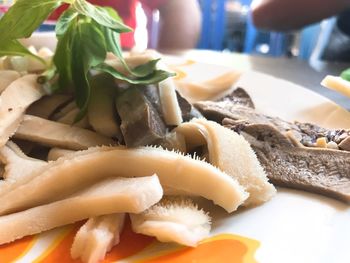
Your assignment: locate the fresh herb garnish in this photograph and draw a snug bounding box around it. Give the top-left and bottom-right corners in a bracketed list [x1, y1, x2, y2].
[340, 68, 350, 82]
[0, 0, 175, 120]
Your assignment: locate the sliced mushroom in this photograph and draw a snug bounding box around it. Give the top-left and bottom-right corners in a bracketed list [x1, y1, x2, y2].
[0, 141, 46, 181]
[27, 94, 72, 119]
[51, 101, 77, 121]
[0, 146, 248, 215]
[0, 74, 45, 147]
[47, 148, 75, 161]
[0, 70, 21, 94]
[157, 62, 183, 126]
[71, 213, 125, 263]
[14, 115, 115, 151]
[56, 108, 89, 128]
[88, 74, 121, 138]
[0, 175, 163, 245]
[339, 136, 350, 151]
[130, 197, 211, 247]
[175, 71, 242, 103]
[175, 118, 276, 206]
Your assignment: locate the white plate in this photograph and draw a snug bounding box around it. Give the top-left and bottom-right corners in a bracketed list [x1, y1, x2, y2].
[1, 60, 349, 263]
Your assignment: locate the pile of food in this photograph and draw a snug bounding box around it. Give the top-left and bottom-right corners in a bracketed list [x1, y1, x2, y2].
[0, 1, 349, 263]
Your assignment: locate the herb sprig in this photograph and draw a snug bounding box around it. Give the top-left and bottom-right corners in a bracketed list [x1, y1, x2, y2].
[0, 0, 174, 119]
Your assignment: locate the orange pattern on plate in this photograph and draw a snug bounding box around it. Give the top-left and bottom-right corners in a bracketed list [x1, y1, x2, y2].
[169, 59, 196, 80]
[0, 219, 259, 263]
[37, 219, 154, 263]
[0, 235, 36, 262]
[139, 234, 259, 263]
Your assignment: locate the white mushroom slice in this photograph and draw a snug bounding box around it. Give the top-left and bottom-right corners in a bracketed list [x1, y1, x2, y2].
[175, 118, 276, 206]
[0, 75, 44, 147]
[56, 108, 89, 128]
[175, 71, 242, 102]
[14, 115, 115, 150]
[158, 62, 183, 126]
[47, 148, 75, 161]
[51, 101, 77, 121]
[0, 175, 163, 245]
[130, 197, 211, 247]
[71, 213, 125, 263]
[0, 146, 247, 215]
[0, 70, 21, 93]
[88, 80, 121, 138]
[0, 141, 46, 181]
[27, 94, 72, 119]
[321, 75, 350, 98]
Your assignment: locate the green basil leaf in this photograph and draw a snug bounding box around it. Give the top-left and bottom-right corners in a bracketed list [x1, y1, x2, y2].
[132, 59, 162, 76]
[53, 21, 75, 90]
[72, 0, 132, 33]
[71, 21, 107, 119]
[55, 7, 78, 37]
[94, 7, 160, 78]
[0, 39, 46, 64]
[340, 68, 350, 82]
[38, 65, 60, 94]
[94, 63, 176, 85]
[0, 0, 62, 42]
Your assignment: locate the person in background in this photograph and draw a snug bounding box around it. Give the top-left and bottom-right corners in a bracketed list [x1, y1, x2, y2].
[50, 0, 202, 50]
[251, 0, 350, 61]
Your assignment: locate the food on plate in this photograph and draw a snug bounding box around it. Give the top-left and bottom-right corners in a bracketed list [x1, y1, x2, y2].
[195, 88, 350, 203]
[0, 141, 46, 182]
[321, 74, 350, 98]
[157, 62, 183, 125]
[116, 85, 167, 147]
[0, 146, 249, 215]
[175, 118, 276, 206]
[47, 147, 75, 161]
[3, 0, 343, 261]
[130, 197, 211, 247]
[175, 70, 243, 103]
[0, 70, 20, 92]
[15, 115, 115, 150]
[0, 74, 44, 147]
[71, 214, 126, 263]
[27, 94, 73, 119]
[0, 175, 162, 245]
[88, 74, 122, 138]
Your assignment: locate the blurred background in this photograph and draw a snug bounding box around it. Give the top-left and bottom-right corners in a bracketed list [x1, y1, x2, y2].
[0, 0, 349, 108]
[0, 0, 342, 64]
[0, 0, 328, 57]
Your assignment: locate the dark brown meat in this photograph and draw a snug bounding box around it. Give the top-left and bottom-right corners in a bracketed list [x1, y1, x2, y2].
[218, 87, 255, 109]
[116, 86, 166, 147]
[176, 91, 203, 122]
[198, 88, 350, 203]
[195, 91, 350, 148]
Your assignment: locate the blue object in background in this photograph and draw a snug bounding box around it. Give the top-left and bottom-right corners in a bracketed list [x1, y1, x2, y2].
[298, 23, 322, 60]
[37, 24, 56, 32]
[197, 0, 226, 50]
